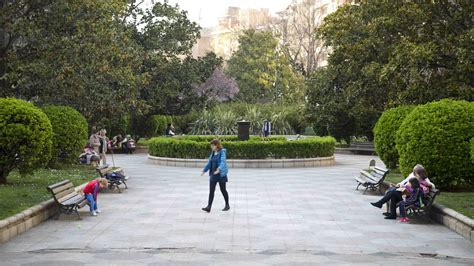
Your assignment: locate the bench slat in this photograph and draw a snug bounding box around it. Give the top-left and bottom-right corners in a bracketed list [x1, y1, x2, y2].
[48, 180, 72, 192]
[354, 176, 368, 184]
[360, 171, 378, 183]
[53, 187, 76, 200]
[50, 182, 74, 195]
[77, 198, 88, 208]
[61, 194, 85, 206]
[374, 166, 388, 173]
[57, 191, 80, 204]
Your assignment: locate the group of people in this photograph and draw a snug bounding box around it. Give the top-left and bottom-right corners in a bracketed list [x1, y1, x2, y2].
[370, 164, 435, 223]
[79, 129, 135, 166]
[110, 134, 135, 154]
[81, 138, 231, 217]
[78, 129, 109, 166]
[80, 137, 436, 222]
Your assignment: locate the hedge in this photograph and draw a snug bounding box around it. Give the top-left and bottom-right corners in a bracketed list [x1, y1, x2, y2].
[171, 135, 287, 142]
[148, 136, 336, 159]
[373, 105, 415, 169]
[0, 98, 53, 183]
[43, 105, 88, 165]
[396, 99, 474, 189]
[471, 138, 474, 162]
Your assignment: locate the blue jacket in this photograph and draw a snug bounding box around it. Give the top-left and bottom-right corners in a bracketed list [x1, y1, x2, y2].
[203, 148, 228, 177]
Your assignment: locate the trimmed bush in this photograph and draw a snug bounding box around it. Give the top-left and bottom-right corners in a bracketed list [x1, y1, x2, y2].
[471, 138, 474, 162]
[148, 136, 336, 159]
[396, 99, 474, 189]
[373, 105, 415, 169]
[42, 105, 88, 165]
[0, 98, 53, 183]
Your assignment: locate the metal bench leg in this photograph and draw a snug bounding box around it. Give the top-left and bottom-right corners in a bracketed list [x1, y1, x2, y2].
[356, 183, 361, 190]
[74, 206, 82, 220]
[363, 186, 369, 194]
[123, 181, 128, 189]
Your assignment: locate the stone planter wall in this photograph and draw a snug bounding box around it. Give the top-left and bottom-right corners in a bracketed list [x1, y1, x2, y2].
[0, 183, 87, 244]
[148, 155, 336, 168]
[381, 181, 473, 242]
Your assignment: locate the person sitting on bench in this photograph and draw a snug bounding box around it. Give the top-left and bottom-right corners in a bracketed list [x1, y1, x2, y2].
[398, 178, 425, 223]
[78, 144, 100, 166]
[370, 165, 432, 218]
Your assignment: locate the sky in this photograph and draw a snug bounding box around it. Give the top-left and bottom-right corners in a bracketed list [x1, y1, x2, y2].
[145, 0, 293, 28]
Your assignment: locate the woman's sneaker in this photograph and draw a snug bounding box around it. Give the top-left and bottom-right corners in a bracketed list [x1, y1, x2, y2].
[91, 211, 98, 216]
[399, 217, 409, 223]
[96, 210, 102, 214]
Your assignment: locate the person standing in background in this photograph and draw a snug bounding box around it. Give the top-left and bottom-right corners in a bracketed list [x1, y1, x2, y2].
[89, 129, 101, 154]
[99, 129, 108, 166]
[263, 120, 271, 138]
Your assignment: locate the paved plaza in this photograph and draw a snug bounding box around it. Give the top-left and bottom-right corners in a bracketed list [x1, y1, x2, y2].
[1, 154, 473, 265]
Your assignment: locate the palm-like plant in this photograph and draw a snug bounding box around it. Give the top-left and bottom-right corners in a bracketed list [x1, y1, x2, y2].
[245, 105, 264, 135]
[215, 107, 238, 135]
[271, 110, 293, 135]
[190, 109, 217, 135]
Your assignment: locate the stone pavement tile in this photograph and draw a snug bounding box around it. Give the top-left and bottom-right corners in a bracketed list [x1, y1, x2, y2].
[1, 154, 474, 265]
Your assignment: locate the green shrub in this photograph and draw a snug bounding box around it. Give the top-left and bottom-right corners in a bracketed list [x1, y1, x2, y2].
[471, 138, 474, 162]
[373, 105, 415, 169]
[172, 112, 200, 134]
[148, 136, 336, 159]
[188, 103, 305, 135]
[190, 109, 216, 135]
[215, 107, 238, 135]
[42, 105, 88, 165]
[151, 115, 172, 136]
[396, 99, 474, 189]
[172, 135, 287, 142]
[0, 98, 53, 183]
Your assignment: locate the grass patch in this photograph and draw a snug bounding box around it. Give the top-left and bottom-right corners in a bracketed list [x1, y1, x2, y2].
[383, 169, 474, 219]
[0, 165, 98, 220]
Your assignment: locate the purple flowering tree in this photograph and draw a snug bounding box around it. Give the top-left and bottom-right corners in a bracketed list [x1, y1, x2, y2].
[195, 68, 239, 102]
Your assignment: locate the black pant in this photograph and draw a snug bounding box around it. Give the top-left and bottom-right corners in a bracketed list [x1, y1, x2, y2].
[207, 181, 229, 208]
[375, 188, 403, 216]
[385, 189, 403, 216]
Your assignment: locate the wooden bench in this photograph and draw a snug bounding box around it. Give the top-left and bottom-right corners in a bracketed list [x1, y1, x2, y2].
[348, 142, 376, 155]
[47, 180, 88, 220]
[404, 188, 441, 217]
[96, 165, 128, 193]
[354, 166, 389, 194]
[107, 146, 136, 154]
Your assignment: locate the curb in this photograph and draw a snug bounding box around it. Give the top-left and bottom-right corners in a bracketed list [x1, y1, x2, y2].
[381, 181, 473, 242]
[0, 182, 88, 244]
[147, 155, 336, 168]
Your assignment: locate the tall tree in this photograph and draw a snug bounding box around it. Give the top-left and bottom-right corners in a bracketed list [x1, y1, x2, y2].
[227, 29, 305, 104]
[278, 0, 327, 76]
[1, 0, 146, 126]
[195, 68, 239, 105]
[307, 0, 474, 140]
[125, 1, 222, 136]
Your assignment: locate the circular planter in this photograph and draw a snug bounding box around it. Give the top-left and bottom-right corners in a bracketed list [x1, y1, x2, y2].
[148, 155, 335, 168]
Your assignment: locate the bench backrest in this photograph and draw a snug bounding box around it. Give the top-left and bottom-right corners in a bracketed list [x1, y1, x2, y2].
[47, 180, 79, 204]
[96, 166, 113, 177]
[360, 170, 379, 183]
[351, 142, 375, 148]
[424, 188, 440, 207]
[363, 166, 389, 183]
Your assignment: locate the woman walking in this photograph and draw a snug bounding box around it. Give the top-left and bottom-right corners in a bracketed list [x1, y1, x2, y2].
[201, 139, 230, 212]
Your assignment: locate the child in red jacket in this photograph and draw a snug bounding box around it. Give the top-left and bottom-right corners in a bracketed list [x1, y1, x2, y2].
[83, 178, 108, 216]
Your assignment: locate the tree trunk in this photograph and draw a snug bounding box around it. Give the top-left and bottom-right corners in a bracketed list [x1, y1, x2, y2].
[0, 170, 7, 184]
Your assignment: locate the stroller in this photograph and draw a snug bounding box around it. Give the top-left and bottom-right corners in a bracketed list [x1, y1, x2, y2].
[96, 165, 129, 193]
